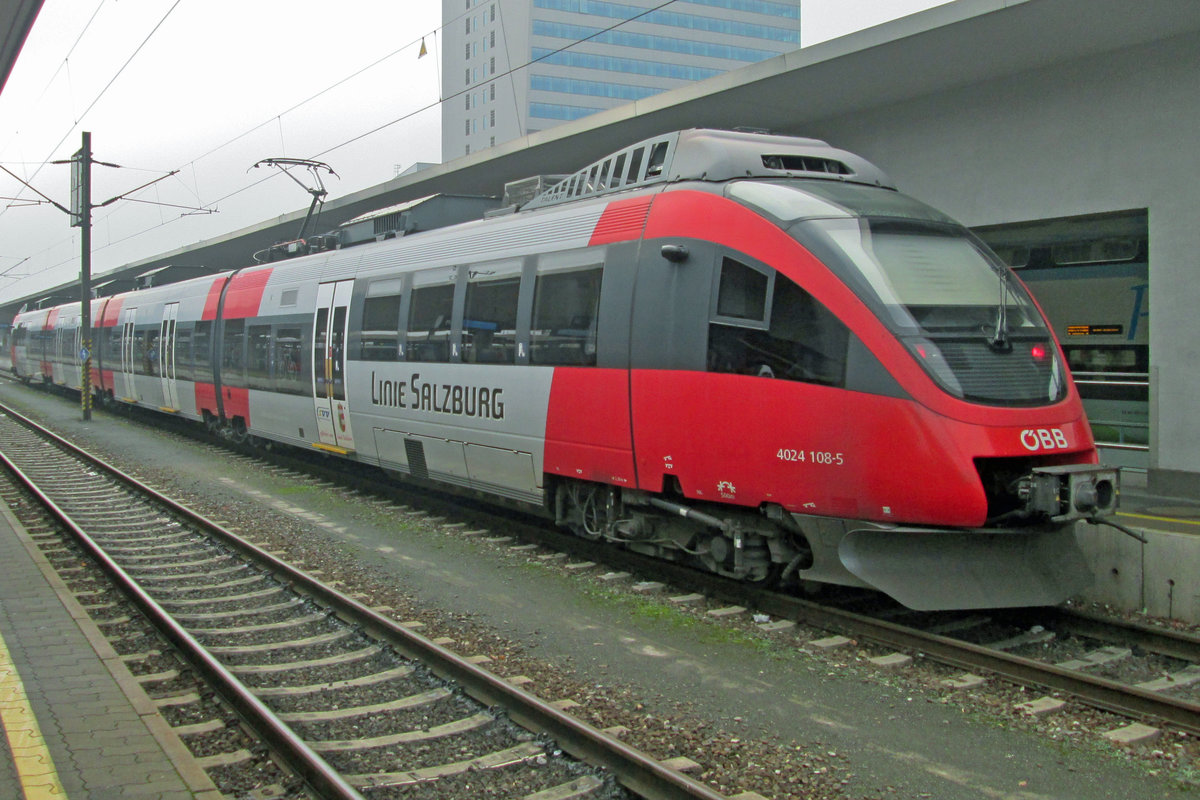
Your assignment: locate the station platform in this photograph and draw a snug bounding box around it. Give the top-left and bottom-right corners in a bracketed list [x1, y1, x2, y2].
[0, 506, 220, 799]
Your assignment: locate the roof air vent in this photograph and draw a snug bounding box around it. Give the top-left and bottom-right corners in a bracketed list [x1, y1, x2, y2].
[762, 155, 851, 175]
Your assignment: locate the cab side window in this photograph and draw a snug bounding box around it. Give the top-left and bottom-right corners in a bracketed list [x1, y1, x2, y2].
[707, 256, 848, 387]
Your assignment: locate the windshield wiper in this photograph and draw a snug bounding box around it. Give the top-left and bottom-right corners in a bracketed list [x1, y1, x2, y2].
[989, 269, 1012, 352]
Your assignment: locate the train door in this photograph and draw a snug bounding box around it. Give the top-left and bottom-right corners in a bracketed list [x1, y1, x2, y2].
[53, 326, 64, 385]
[117, 307, 138, 401]
[72, 324, 83, 390]
[312, 280, 356, 451]
[159, 303, 179, 410]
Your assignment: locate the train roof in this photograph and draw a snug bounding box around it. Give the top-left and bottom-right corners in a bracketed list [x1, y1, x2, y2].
[522, 128, 895, 212]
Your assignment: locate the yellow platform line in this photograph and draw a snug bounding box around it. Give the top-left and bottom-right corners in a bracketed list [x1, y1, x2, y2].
[1118, 511, 1200, 527]
[0, 629, 66, 799]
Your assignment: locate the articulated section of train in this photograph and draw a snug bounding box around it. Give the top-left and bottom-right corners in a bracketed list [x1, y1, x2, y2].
[6, 129, 1119, 610]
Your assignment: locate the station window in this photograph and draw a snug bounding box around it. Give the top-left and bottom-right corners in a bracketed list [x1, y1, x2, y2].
[707, 257, 848, 387]
[361, 279, 403, 361]
[463, 263, 521, 364]
[407, 268, 457, 362]
[530, 264, 602, 366]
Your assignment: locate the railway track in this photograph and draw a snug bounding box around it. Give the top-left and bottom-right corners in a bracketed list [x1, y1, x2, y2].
[575, 536, 1200, 739]
[6, 383, 1199, 773]
[0, 399, 732, 800]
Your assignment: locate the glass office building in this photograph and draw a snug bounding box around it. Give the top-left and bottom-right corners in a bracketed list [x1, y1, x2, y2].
[442, 0, 801, 158]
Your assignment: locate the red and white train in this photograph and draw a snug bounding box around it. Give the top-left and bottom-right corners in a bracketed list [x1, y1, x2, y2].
[7, 129, 1119, 609]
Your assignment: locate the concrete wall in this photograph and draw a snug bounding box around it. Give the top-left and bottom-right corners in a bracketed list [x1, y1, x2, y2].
[802, 29, 1200, 496]
[1077, 522, 1200, 622]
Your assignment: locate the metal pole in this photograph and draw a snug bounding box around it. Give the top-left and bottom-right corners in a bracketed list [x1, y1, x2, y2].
[78, 132, 92, 421]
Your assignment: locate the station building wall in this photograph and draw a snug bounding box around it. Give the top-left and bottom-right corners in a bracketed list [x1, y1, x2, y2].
[802, 28, 1200, 497]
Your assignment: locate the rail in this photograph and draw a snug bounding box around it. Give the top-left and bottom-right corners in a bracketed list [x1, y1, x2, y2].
[0, 399, 731, 800]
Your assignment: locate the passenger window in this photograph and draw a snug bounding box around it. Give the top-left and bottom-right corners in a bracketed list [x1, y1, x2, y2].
[361, 279, 403, 361]
[104, 323, 121, 366]
[407, 268, 457, 362]
[193, 321, 213, 383]
[274, 326, 305, 395]
[463, 264, 520, 365]
[312, 308, 328, 395]
[246, 325, 272, 391]
[135, 329, 155, 376]
[708, 261, 848, 387]
[530, 265, 602, 366]
[330, 306, 347, 402]
[222, 319, 246, 387]
[175, 326, 193, 382]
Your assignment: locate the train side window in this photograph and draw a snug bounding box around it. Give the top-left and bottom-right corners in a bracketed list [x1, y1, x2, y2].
[530, 265, 602, 366]
[134, 328, 154, 376]
[708, 266, 849, 387]
[104, 323, 121, 367]
[246, 324, 272, 391]
[222, 319, 246, 388]
[463, 262, 521, 365]
[274, 326, 306, 395]
[407, 268, 457, 363]
[361, 279, 403, 361]
[175, 325, 193, 382]
[193, 321, 213, 384]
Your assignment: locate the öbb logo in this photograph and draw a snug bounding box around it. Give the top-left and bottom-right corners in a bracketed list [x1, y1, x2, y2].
[1020, 428, 1069, 451]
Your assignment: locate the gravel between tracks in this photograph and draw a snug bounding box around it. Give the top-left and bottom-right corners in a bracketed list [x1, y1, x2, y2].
[9, 389, 1200, 798]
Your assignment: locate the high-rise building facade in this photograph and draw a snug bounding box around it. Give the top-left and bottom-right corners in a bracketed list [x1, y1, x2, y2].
[442, 0, 801, 159]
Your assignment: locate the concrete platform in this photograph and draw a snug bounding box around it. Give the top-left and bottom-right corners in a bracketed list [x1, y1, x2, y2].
[0, 505, 220, 799]
[1078, 471, 1200, 622]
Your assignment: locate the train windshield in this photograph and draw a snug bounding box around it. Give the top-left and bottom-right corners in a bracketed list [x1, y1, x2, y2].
[729, 180, 1066, 405]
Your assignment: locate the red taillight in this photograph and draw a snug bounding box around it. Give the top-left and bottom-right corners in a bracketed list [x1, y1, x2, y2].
[1031, 344, 1048, 360]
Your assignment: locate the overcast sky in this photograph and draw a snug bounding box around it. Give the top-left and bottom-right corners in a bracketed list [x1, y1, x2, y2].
[0, 0, 950, 303]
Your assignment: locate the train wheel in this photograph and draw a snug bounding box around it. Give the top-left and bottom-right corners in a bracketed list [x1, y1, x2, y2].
[229, 418, 249, 445]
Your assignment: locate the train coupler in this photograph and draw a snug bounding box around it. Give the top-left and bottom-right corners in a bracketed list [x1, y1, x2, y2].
[1017, 464, 1119, 523]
